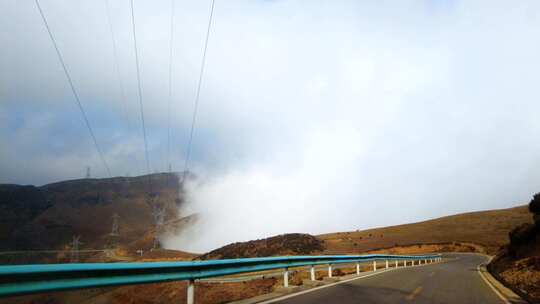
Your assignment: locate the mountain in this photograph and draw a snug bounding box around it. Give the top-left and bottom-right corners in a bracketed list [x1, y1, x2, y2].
[0, 197, 534, 304]
[194, 205, 532, 261]
[320, 205, 532, 255]
[0, 173, 187, 263]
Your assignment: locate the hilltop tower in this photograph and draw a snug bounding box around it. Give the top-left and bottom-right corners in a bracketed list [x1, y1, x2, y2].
[111, 213, 120, 236]
[70, 236, 82, 263]
[152, 205, 166, 249]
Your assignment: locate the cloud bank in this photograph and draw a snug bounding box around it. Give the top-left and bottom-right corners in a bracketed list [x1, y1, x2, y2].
[2, 1, 540, 252]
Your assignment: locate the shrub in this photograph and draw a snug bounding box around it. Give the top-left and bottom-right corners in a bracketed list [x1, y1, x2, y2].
[529, 193, 540, 214]
[509, 223, 536, 245]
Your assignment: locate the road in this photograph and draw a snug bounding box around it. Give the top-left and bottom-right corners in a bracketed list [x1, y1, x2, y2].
[270, 254, 504, 304]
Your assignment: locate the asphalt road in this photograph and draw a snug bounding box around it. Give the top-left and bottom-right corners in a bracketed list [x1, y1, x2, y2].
[271, 254, 503, 304]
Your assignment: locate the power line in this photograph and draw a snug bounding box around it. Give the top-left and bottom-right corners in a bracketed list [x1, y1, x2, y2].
[182, 0, 216, 183]
[129, 0, 152, 188]
[166, 0, 176, 173]
[104, 0, 130, 140]
[35, 0, 112, 178]
[104, 0, 142, 177]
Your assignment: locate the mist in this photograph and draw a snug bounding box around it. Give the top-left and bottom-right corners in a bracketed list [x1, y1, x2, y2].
[2, 1, 540, 252]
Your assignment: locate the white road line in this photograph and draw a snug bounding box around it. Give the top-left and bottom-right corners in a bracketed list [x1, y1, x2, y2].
[259, 260, 442, 304]
[476, 264, 510, 304]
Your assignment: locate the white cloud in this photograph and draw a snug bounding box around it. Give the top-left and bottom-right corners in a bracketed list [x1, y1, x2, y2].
[2, 0, 540, 251]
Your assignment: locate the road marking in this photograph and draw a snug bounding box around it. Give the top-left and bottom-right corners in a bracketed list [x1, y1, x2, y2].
[406, 286, 423, 301]
[259, 268, 395, 304]
[258, 259, 445, 304]
[477, 264, 510, 304]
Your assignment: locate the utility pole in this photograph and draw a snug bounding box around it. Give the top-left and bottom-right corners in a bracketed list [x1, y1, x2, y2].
[86, 166, 91, 179]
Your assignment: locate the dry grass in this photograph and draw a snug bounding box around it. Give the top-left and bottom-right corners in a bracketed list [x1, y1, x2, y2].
[320, 205, 532, 254]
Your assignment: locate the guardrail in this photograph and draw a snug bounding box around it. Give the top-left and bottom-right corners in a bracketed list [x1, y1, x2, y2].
[0, 254, 441, 303]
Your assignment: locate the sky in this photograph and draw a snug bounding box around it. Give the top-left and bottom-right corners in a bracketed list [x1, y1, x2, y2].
[2, 0, 540, 252]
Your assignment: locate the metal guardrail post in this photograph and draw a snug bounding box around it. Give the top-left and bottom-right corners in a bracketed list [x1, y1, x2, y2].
[373, 261, 376, 271]
[395, 260, 398, 268]
[283, 268, 289, 288]
[356, 262, 360, 275]
[187, 279, 194, 304]
[385, 260, 389, 269]
[328, 264, 332, 278]
[310, 265, 315, 281]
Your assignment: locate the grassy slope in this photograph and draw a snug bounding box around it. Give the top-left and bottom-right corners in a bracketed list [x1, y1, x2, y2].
[320, 205, 533, 254]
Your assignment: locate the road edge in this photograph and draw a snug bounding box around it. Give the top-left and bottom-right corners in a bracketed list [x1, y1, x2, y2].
[231, 259, 445, 304]
[477, 256, 528, 304]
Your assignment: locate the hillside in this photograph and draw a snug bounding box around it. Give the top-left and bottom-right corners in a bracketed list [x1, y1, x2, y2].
[0, 173, 187, 263]
[489, 195, 540, 303]
[320, 205, 532, 255]
[194, 205, 532, 261]
[199, 233, 325, 260]
[1, 202, 534, 304]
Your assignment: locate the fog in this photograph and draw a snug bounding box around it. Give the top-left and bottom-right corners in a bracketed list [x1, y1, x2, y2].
[2, 1, 540, 252]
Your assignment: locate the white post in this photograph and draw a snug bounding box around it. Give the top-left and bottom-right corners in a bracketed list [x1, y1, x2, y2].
[328, 264, 332, 278]
[395, 260, 398, 268]
[310, 265, 315, 281]
[187, 279, 194, 304]
[356, 262, 360, 275]
[373, 261, 377, 271]
[385, 260, 389, 269]
[283, 268, 289, 288]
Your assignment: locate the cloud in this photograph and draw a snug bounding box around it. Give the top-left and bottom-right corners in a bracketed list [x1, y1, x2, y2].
[2, 1, 540, 251]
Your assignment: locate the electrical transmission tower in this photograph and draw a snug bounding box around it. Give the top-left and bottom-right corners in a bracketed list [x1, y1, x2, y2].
[152, 205, 166, 249]
[71, 235, 82, 263]
[111, 213, 120, 236]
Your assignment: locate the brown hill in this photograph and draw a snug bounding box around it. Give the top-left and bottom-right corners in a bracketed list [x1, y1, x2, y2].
[199, 233, 325, 260]
[198, 205, 532, 260]
[0, 173, 186, 262]
[320, 205, 532, 255]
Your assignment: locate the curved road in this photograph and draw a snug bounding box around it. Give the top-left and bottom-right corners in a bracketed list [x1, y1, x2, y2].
[269, 254, 504, 304]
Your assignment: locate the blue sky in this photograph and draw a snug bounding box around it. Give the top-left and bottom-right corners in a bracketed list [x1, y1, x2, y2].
[2, 0, 540, 251]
